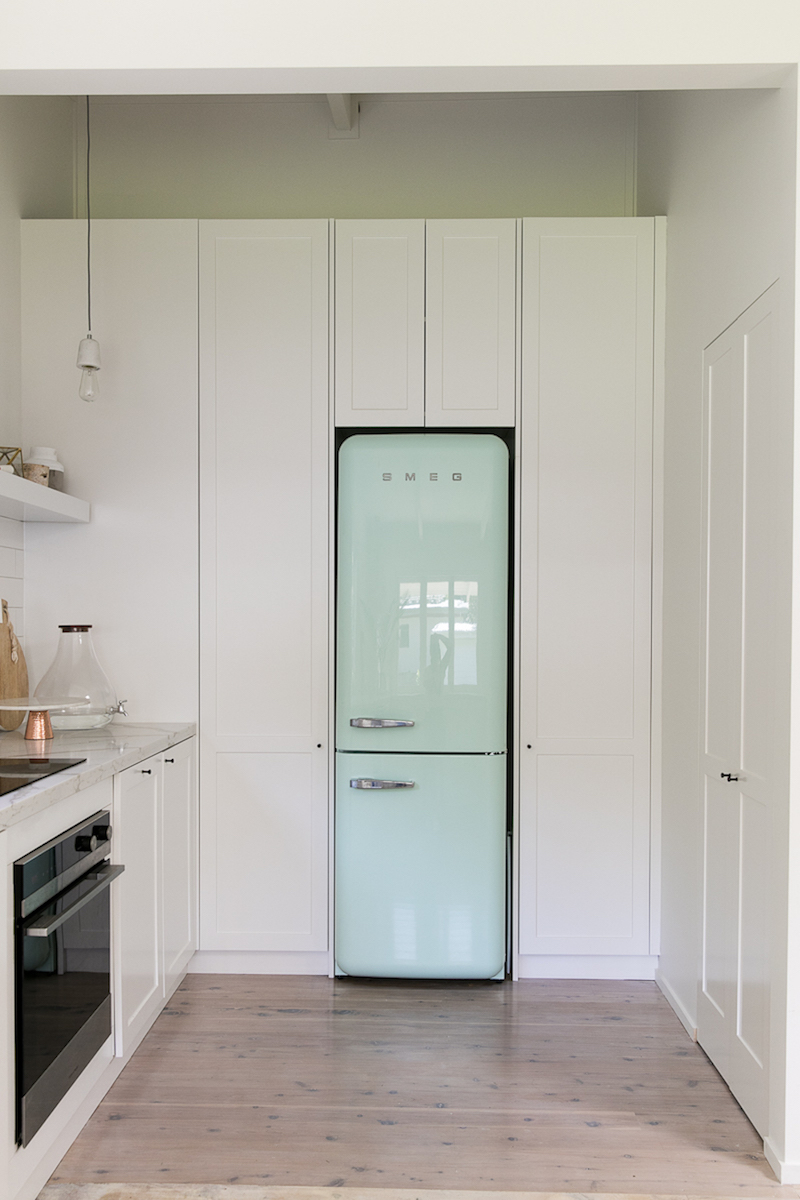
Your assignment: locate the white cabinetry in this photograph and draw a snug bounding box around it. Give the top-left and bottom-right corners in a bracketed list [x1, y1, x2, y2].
[334, 219, 516, 428]
[517, 219, 656, 971]
[114, 740, 196, 1056]
[162, 738, 197, 995]
[335, 220, 425, 426]
[425, 219, 517, 427]
[199, 221, 330, 966]
[115, 759, 160, 1053]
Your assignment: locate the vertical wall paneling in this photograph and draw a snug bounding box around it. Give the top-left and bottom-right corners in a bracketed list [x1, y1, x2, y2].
[518, 218, 655, 961]
[334, 220, 424, 426]
[199, 220, 330, 958]
[697, 284, 778, 1136]
[425, 219, 517, 427]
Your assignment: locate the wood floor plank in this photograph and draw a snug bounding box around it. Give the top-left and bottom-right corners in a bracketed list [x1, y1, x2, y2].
[50, 977, 794, 1195]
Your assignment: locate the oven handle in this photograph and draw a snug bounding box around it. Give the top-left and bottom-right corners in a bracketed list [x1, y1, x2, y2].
[23, 863, 125, 938]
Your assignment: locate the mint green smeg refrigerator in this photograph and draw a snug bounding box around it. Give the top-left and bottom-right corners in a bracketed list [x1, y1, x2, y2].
[335, 434, 508, 978]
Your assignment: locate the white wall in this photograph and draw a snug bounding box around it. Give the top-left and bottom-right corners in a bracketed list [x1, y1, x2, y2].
[637, 82, 798, 1173]
[86, 93, 635, 219]
[0, 97, 73, 444]
[0, 96, 78, 666]
[21, 221, 199, 723]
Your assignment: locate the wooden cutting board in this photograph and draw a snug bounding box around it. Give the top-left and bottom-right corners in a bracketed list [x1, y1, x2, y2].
[0, 599, 28, 730]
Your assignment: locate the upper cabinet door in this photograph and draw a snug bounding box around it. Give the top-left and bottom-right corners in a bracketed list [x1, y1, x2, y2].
[425, 219, 517, 427]
[335, 219, 425, 427]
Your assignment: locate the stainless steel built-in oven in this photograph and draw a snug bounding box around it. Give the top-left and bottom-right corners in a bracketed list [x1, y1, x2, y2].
[14, 811, 124, 1146]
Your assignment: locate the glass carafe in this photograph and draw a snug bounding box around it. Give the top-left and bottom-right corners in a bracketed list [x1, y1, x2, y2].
[35, 625, 119, 729]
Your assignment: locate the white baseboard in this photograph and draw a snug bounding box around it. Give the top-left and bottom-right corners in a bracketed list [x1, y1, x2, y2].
[188, 950, 329, 974]
[764, 1136, 800, 1183]
[516, 954, 657, 980]
[655, 968, 698, 1040]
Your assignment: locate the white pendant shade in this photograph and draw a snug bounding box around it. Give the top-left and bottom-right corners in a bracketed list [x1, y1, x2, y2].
[76, 336, 101, 370]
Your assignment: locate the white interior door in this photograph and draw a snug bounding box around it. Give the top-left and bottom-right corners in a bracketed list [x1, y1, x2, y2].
[698, 284, 778, 1136]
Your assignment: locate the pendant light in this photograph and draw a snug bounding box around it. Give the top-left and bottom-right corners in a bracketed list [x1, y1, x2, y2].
[76, 96, 100, 402]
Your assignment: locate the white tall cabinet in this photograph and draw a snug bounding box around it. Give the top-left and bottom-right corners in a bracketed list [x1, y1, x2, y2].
[198, 220, 330, 970]
[517, 219, 657, 975]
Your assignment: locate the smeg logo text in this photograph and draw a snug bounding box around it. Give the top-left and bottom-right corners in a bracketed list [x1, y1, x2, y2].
[381, 472, 463, 482]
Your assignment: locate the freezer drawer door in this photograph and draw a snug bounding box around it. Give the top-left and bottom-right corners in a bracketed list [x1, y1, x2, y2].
[335, 752, 506, 979]
[337, 434, 508, 753]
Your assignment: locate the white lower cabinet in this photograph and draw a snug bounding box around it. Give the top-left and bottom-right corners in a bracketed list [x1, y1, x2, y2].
[114, 738, 196, 1056]
[162, 739, 197, 995]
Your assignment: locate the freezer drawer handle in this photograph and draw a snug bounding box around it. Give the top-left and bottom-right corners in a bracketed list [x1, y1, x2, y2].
[350, 778, 415, 790]
[23, 864, 125, 938]
[350, 718, 415, 728]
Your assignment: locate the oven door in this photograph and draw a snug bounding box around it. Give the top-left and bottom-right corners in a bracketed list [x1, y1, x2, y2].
[16, 859, 124, 1146]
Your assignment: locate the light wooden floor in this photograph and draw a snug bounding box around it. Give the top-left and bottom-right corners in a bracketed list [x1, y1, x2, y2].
[50, 976, 800, 1195]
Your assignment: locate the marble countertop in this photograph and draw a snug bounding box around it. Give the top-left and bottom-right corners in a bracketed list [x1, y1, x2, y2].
[0, 721, 195, 831]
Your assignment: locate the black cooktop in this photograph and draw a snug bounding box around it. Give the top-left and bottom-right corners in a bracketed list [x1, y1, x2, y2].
[0, 758, 87, 797]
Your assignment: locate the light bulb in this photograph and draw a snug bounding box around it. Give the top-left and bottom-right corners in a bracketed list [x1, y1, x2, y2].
[79, 366, 99, 402]
[76, 335, 101, 402]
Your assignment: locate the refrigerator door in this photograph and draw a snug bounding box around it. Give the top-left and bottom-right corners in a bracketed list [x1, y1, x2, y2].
[337, 434, 508, 753]
[335, 752, 506, 978]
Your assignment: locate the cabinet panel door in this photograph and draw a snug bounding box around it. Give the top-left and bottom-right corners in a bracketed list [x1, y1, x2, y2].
[199, 220, 330, 955]
[335, 220, 425, 426]
[161, 738, 196, 994]
[518, 218, 654, 958]
[115, 758, 162, 1055]
[212, 751, 327, 951]
[425, 219, 517, 427]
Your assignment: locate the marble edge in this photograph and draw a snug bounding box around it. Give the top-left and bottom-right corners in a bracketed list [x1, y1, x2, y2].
[0, 722, 196, 832]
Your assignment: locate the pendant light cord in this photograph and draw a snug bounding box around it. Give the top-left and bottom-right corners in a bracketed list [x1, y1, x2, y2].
[86, 95, 92, 337]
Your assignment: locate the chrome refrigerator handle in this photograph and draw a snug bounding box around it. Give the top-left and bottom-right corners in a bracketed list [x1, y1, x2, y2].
[350, 717, 415, 728]
[350, 778, 415, 790]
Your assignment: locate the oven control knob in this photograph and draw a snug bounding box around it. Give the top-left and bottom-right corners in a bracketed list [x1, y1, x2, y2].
[93, 824, 112, 843]
[75, 834, 98, 853]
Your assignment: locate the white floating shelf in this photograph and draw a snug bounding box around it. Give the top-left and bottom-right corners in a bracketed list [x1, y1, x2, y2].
[0, 472, 90, 523]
